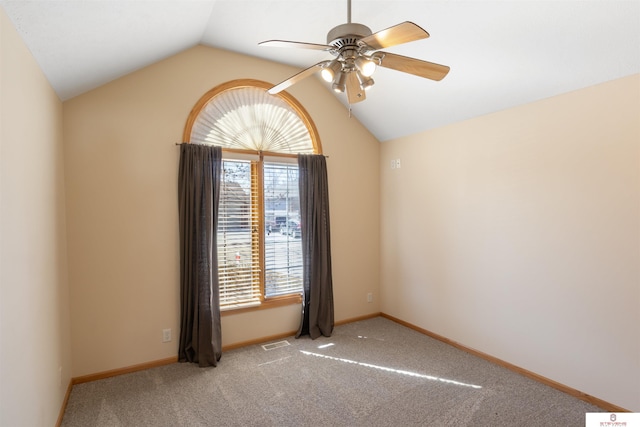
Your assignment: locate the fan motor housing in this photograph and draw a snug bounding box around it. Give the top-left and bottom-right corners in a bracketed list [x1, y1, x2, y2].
[327, 23, 372, 48]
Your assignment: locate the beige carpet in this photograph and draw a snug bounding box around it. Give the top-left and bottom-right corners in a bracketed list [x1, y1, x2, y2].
[62, 316, 603, 426]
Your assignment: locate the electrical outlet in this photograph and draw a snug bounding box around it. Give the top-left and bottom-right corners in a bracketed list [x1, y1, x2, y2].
[396, 159, 401, 168]
[367, 292, 373, 303]
[162, 328, 172, 343]
[390, 159, 396, 169]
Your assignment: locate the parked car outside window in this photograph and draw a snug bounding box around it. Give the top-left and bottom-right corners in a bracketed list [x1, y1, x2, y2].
[280, 219, 301, 238]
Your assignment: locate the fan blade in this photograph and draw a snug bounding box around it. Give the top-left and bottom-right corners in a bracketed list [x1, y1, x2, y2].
[378, 52, 450, 81]
[360, 21, 429, 51]
[346, 72, 366, 104]
[259, 40, 333, 51]
[267, 62, 326, 95]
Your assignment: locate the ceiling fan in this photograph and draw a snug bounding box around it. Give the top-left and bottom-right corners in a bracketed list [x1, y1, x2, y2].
[259, 0, 450, 104]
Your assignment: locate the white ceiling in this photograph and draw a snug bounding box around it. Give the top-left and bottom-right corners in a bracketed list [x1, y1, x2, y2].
[1, 0, 639, 142]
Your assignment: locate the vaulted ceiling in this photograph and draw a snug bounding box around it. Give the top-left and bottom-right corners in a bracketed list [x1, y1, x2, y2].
[1, 1, 639, 142]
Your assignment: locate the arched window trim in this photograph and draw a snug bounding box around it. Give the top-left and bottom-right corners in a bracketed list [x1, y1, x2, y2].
[182, 79, 322, 156]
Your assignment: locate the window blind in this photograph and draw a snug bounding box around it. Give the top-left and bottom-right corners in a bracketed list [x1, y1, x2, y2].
[191, 86, 314, 154]
[218, 160, 261, 309]
[263, 162, 303, 298]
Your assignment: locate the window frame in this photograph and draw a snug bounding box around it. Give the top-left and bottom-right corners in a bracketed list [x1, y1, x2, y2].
[182, 79, 322, 315]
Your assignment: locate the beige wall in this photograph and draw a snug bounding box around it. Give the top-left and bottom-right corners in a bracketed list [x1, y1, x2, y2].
[380, 74, 640, 411]
[0, 8, 71, 427]
[63, 45, 381, 377]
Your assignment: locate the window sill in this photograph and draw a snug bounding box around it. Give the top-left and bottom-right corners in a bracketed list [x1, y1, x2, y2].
[220, 294, 302, 317]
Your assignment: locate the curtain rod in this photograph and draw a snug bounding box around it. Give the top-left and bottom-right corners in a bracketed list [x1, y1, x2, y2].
[174, 143, 328, 158]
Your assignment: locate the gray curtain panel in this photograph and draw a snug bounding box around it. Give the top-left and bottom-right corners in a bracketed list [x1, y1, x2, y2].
[177, 144, 222, 367]
[296, 154, 334, 339]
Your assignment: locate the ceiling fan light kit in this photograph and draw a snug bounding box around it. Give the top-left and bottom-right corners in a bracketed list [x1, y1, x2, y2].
[260, 0, 450, 105]
[321, 59, 342, 83]
[357, 72, 375, 91]
[355, 56, 376, 77]
[332, 71, 348, 93]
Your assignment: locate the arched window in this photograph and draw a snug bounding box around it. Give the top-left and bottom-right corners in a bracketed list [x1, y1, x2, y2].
[183, 79, 321, 311]
[184, 79, 321, 154]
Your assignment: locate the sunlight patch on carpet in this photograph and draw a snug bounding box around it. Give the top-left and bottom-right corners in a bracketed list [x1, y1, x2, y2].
[257, 356, 292, 367]
[300, 350, 483, 389]
[317, 343, 335, 349]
